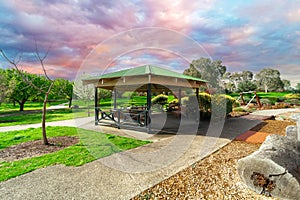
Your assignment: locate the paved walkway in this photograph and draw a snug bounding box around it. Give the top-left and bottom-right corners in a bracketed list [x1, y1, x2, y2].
[250, 108, 299, 116]
[0, 112, 278, 199]
[0, 117, 94, 132]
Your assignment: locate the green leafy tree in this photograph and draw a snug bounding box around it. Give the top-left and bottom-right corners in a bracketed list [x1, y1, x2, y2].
[282, 79, 291, 91]
[237, 80, 257, 92]
[255, 68, 284, 93]
[5, 69, 42, 111]
[223, 70, 255, 93]
[183, 58, 226, 90]
[295, 83, 300, 93]
[0, 69, 11, 105]
[51, 78, 74, 107]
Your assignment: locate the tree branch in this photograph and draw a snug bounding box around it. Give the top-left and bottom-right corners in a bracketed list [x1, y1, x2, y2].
[35, 40, 52, 81]
[0, 49, 46, 93]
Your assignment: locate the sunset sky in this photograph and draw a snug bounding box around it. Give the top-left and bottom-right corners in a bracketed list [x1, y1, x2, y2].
[0, 0, 299, 86]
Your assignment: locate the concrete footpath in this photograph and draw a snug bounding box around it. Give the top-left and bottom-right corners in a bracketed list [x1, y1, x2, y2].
[0, 110, 288, 200]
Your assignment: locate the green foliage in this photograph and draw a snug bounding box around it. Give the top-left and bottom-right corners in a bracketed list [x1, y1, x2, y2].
[284, 99, 300, 105]
[260, 98, 272, 106]
[233, 107, 247, 112]
[0, 126, 150, 181]
[255, 68, 284, 92]
[51, 78, 74, 107]
[237, 80, 257, 92]
[197, 93, 235, 119]
[225, 71, 256, 93]
[295, 83, 300, 93]
[4, 69, 46, 111]
[183, 57, 226, 89]
[151, 94, 168, 106]
[99, 89, 112, 100]
[284, 93, 300, 99]
[121, 91, 137, 98]
[0, 69, 10, 105]
[198, 92, 211, 112]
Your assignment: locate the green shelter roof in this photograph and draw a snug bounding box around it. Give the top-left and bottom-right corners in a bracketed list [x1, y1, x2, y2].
[84, 65, 207, 82]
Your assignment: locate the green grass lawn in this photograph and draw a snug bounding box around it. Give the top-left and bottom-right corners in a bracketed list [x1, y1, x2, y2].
[228, 91, 290, 98]
[0, 126, 151, 182]
[0, 100, 67, 115]
[0, 108, 90, 127]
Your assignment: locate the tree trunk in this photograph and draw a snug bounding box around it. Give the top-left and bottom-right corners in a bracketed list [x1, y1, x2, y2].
[237, 134, 300, 199]
[18, 99, 26, 111]
[42, 95, 49, 145]
[264, 84, 268, 93]
[19, 102, 24, 111]
[68, 97, 72, 108]
[41, 82, 54, 145]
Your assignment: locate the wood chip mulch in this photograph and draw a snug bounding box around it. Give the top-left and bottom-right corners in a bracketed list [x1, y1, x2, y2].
[0, 136, 79, 162]
[132, 119, 295, 200]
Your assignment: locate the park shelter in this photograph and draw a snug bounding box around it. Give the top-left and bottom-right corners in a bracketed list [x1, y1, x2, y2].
[82, 65, 207, 132]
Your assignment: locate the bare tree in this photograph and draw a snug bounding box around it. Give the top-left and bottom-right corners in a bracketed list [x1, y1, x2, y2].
[0, 44, 54, 145]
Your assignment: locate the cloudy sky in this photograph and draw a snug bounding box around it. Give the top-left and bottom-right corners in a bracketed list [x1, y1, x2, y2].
[0, 0, 299, 85]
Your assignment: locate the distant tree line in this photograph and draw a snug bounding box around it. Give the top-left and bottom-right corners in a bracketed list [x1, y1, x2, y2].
[183, 57, 299, 93]
[0, 68, 73, 111]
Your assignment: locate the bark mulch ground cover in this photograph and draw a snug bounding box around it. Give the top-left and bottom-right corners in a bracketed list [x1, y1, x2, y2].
[0, 136, 79, 162]
[132, 119, 296, 200]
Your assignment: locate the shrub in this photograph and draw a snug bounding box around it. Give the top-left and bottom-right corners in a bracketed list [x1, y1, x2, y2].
[168, 99, 178, 105]
[151, 94, 168, 106]
[198, 92, 211, 112]
[284, 93, 300, 99]
[284, 99, 300, 106]
[233, 107, 247, 112]
[260, 98, 272, 106]
[198, 93, 235, 119]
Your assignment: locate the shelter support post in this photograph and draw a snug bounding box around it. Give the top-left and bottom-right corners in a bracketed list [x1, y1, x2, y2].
[178, 88, 182, 111]
[95, 87, 99, 125]
[146, 83, 152, 132]
[113, 88, 117, 109]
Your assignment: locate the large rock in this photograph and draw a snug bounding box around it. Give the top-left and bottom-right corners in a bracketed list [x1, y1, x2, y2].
[237, 134, 300, 199]
[290, 113, 300, 141]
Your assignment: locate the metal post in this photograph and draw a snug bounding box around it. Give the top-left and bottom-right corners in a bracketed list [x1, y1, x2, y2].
[95, 87, 99, 125]
[147, 83, 152, 132]
[113, 88, 117, 109]
[178, 88, 182, 112]
[196, 88, 199, 101]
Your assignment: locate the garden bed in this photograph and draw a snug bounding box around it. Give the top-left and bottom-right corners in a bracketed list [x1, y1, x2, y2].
[133, 118, 295, 199]
[0, 136, 79, 162]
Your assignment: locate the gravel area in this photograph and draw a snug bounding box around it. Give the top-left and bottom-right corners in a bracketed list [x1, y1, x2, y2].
[132, 119, 295, 200]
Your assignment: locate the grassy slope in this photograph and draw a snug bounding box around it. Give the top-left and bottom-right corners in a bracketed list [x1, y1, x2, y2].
[0, 126, 150, 181]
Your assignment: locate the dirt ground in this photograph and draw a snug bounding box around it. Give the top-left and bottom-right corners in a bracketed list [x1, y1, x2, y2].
[132, 119, 296, 200]
[0, 136, 79, 162]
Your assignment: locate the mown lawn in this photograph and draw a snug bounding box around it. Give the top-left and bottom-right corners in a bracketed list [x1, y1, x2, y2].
[0, 126, 151, 182]
[0, 101, 66, 115]
[0, 108, 89, 127]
